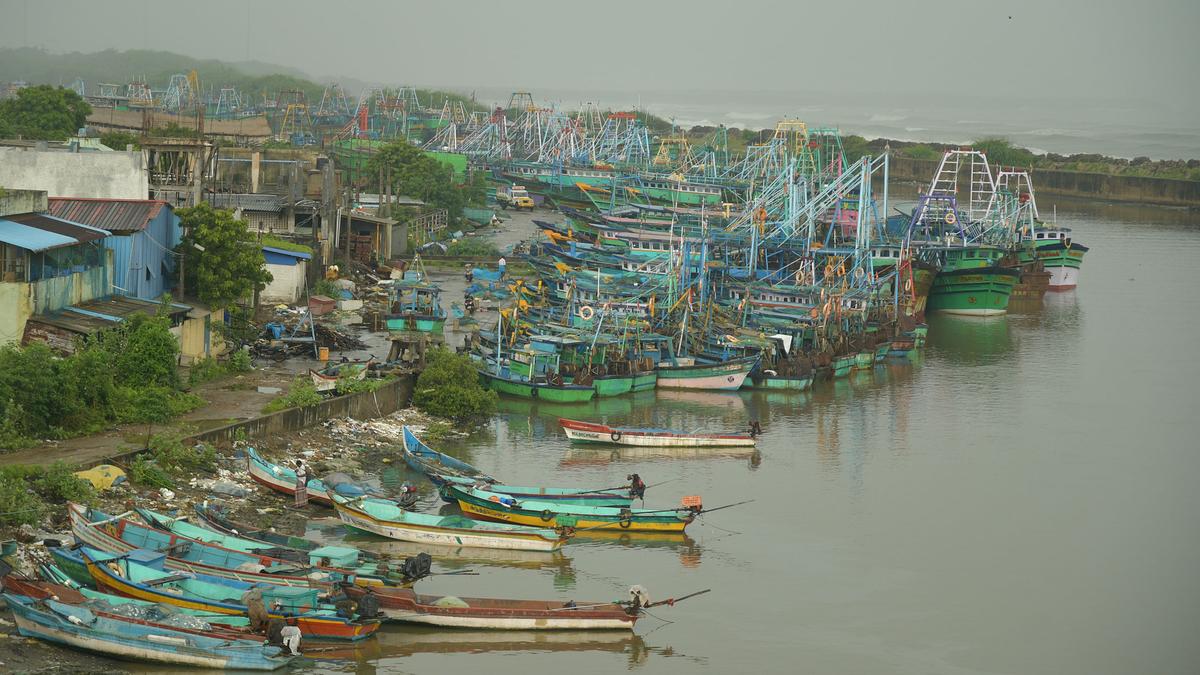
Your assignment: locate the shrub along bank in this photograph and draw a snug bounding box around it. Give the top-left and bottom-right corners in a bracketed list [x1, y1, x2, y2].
[0, 310, 203, 450]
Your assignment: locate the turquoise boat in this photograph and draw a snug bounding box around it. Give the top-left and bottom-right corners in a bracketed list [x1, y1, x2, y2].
[442, 484, 697, 534]
[477, 344, 595, 403]
[631, 370, 658, 392]
[401, 427, 633, 507]
[4, 594, 293, 671]
[874, 341, 891, 363]
[79, 547, 381, 641]
[853, 351, 874, 370]
[926, 247, 1019, 316]
[479, 369, 596, 403]
[744, 372, 813, 391]
[832, 355, 855, 378]
[385, 277, 446, 335]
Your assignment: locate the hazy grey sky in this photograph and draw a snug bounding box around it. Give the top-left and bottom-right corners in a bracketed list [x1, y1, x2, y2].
[1, 0, 1197, 107]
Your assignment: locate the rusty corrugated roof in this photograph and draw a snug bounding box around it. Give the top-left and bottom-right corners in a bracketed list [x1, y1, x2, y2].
[47, 198, 167, 234]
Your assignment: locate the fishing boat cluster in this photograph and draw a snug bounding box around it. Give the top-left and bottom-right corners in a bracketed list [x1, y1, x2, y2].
[0, 423, 728, 670]
[447, 131, 1089, 401]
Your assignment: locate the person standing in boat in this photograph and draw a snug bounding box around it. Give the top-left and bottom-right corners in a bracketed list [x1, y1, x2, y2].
[294, 459, 309, 508]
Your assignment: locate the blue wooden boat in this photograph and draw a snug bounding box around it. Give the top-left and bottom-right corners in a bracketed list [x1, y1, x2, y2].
[80, 547, 382, 641]
[3, 593, 294, 670]
[401, 426, 493, 482]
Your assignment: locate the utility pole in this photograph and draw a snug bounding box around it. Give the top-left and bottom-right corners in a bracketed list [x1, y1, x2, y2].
[344, 185, 352, 265]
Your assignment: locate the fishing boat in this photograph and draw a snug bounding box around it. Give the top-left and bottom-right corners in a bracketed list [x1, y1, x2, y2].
[80, 547, 381, 641]
[442, 484, 698, 533]
[338, 586, 637, 630]
[246, 447, 408, 507]
[655, 354, 758, 391]
[1020, 227, 1088, 290]
[3, 593, 295, 670]
[132, 506, 425, 586]
[402, 426, 634, 506]
[477, 345, 596, 403]
[559, 418, 756, 448]
[192, 501, 387, 563]
[925, 246, 1019, 316]
[65, 504, 427, 593]
[308, 358, 372, 393]
[12, 567, 253, 632]
[385, 276, 447, 334]
[331, 494, 570, 552]
[400, 426, 493, 482]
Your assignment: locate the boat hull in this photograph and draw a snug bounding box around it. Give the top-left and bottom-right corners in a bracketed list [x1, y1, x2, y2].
[332, 499, 564, 552]
[630, 371, 658, 392]
[342, 588, 635, 630]
[928, 267, 1019, 316]
[479, 371, 595, 402]
[7, 597, 288, 671]
[656, 356, 756, 391]
[1047, 265, 1079, 291]
[559, 418, 756, 448]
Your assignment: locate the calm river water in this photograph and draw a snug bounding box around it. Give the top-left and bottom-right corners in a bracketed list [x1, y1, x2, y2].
[289, 198, 1200, 675]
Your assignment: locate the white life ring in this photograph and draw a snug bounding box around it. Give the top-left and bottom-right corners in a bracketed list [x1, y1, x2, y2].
[944, 211, 957, 225]
[578, 305, 595, 320]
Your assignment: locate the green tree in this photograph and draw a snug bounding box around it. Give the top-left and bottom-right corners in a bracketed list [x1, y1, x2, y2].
[412, 348, 496, 422]
[0, 84, 91, 140]
[99, 130, 140, 151]
[367, 141, 465, 220]
[176, 203, 272, 309]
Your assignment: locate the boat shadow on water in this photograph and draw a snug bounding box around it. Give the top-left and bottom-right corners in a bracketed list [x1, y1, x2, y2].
[925, 313, 1014, 363]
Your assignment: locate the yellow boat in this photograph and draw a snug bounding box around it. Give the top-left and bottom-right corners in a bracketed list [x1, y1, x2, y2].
[442, 484, 696, 534]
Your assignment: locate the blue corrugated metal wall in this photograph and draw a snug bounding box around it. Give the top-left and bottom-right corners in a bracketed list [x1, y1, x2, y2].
[106, 209, 181, 300]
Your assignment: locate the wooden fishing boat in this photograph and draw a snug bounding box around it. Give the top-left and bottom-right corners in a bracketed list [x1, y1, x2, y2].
[331, 494, 569, 552]
[4, 574, 254, 637]
[403, 426, 633, 506]
[478, 369, 596, 403]
[3, 593, 295, 670]
[832, 355, 855, 378]
[559, 418, 756, 448]
[133, 506, 423, 586]
[442, 484, 697, 533]
[309, 358, 373, 393]
[193, 501, 388, 563]
[17, 567, 253, 631]
[66, 504, 426, 593]
[245, 447, 407, 507]
[339, 586, 637, 630]
[401, 426, 493, 482]
[80, 547, 381, 641]
[655, 354, 758, 390]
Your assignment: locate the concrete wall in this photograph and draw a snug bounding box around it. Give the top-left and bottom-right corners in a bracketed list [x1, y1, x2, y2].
[261, 261, 306, 304]
[189, 375, 414, 447]
[0, 147, 148, 199]
[886, 156, 1200, 207]
[0, 189, 48, 217]
[0, 253, 113, 345]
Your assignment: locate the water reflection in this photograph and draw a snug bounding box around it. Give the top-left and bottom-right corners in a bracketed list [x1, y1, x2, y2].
[926, 314, 1014, 363]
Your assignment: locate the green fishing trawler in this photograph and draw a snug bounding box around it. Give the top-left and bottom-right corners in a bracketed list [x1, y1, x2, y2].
[926, 246, 1020, 316]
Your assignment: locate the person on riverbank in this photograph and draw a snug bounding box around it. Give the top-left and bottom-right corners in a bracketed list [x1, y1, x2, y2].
[294, 459, 308, 507]
[498, 256, 507, 278]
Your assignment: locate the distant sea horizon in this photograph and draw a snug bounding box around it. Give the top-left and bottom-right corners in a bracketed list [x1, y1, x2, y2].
[465, 86, 1200, 162]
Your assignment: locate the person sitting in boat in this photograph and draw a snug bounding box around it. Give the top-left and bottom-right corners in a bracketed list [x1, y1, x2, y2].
[628, 473, 646, 500]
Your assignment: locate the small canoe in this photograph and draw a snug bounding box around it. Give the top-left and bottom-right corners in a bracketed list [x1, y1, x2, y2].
[67, 504, 426, 591]
[192, 501, 386, 563]
[401, 426, 493, 482]
[81, 547, 381, 641]
[133, 506, 420, 586]
[4, 593, 295, 670]
[403, 426, 633, 506]
[340, 586, 637, 630]
[442, 484, 697, 533]
[331, 494, 569, 552]
[4, 574, 253, 636]
[309, 358, 373, 392]
[245, 447, 411, 508]
[558, 418, 756, 447]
